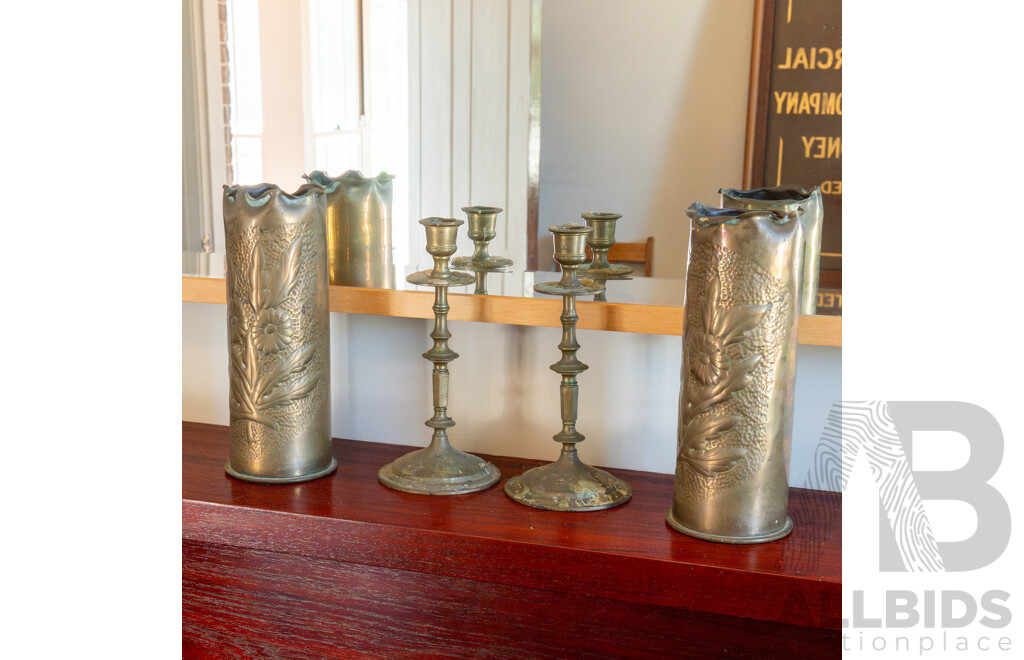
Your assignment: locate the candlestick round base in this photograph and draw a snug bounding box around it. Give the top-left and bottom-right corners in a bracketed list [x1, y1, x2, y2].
[406, 269, 476, 288]
[534, 279, 605, 297]
[379, 443, 500, 495]
[451, 255, 514, 271]
[579, 263, 634, 277]
[504, 451, 631, 511]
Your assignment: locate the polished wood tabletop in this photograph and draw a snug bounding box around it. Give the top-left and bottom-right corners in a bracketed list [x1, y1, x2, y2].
[183, 422, 840, 632]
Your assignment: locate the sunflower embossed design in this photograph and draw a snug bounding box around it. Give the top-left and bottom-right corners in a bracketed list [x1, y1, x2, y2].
[679, 270, 769, 478]
[253, 309, 294, 354]
[228, 236, 321, 431]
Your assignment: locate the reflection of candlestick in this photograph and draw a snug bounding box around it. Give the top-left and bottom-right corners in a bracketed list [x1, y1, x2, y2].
[451, 206, 514, 271]
[504, 224, 632, 511]
[579, 212, 633, 277]
[474, 270, 488, 295]
[378, 218, 500, 495]
[588, 269, 632, 302]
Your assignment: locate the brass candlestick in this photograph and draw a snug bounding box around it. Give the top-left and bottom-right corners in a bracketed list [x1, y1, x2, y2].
[578, 212, 633, 277]
[504, 224, 632, 511]
[451, 206, 514, 271]
[378, 218, 500, 495]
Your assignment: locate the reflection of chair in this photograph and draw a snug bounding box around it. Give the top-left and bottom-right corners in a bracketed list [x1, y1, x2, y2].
[587, 237, 654, 276]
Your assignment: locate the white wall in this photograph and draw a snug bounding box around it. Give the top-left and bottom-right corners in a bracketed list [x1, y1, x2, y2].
[184, 302, 841, 487]
[409, 0, 532, 269]
[537, 0, 754, 277]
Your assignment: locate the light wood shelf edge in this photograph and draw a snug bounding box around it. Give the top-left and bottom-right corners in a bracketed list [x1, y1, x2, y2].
[183, 276, 841, 347]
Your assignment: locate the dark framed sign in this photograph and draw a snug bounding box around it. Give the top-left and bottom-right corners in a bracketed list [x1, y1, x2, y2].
[743, 0, 842, 295]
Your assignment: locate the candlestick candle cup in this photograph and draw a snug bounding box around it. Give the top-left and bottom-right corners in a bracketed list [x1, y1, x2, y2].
[378, 218, 501, 494]
[451, 206, 514, 271]
[579, 212, 633, 277]
[504, 224, 632, 511]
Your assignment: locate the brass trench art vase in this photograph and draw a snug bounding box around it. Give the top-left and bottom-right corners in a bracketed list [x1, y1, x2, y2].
[222, 183, 336, 483]
[302, 170, 396, 289]
[378, 218, 501, 494]
[667, 202, 803, 543]
[719, 184, 822, 316]
[504, 224, 632, 511]
[451, 206, 514, 271]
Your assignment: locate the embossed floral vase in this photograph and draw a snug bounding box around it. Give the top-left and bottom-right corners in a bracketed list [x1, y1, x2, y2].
[719, 184, 822, 316]
[302, 170, 395, 288]
[222, 183, 336, 483]
[667, 202, 803, 543]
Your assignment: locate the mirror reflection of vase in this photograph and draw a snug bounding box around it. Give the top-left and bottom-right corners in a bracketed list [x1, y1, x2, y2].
[303, 170, 396, 289]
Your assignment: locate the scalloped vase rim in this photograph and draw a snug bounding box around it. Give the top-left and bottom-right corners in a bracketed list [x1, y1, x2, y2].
[223, 182, 326, 203]
[718, 184, 820, 202]
[686, 201, 800, 227]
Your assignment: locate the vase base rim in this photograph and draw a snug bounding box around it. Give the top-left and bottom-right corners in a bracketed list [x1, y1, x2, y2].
[224, 458, 338, 484]
[665, 510, 793, 544]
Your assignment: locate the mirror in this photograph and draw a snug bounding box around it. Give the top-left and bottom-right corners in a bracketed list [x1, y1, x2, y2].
[183, 0, 839, 316]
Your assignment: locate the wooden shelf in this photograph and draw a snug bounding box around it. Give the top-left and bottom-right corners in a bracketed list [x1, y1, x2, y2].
[183, 422, 840, 657]
[182, 275, 842, 346]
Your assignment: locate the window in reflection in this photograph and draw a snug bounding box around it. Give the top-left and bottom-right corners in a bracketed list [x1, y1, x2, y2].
[224, 0, 264, 185]
[309, 0, 410, 267]
[310, 0, 362, 173]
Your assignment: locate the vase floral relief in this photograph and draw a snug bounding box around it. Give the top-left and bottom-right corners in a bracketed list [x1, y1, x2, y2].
[222, 183, 336, 483]
[667, 203, 803, 543]
[720, 184, 822, 316]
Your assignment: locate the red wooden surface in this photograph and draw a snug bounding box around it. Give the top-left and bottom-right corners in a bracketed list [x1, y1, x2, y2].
[184, 540, 835, 659]
[183, 422, 840, 655]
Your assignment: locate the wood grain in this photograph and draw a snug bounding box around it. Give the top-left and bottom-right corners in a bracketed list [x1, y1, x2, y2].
[184, 539, 837, 659]
[183, 276, 842, 345]
[183, 422, 841, 635]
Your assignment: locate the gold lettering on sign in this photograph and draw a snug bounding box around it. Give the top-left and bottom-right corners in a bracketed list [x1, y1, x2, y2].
[801, 136, 842, 159]
[817, 292, 843, 308]
[777, 47, 842, 70]
[821, 180, 842, 195]
[773, 91, 842, 115]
